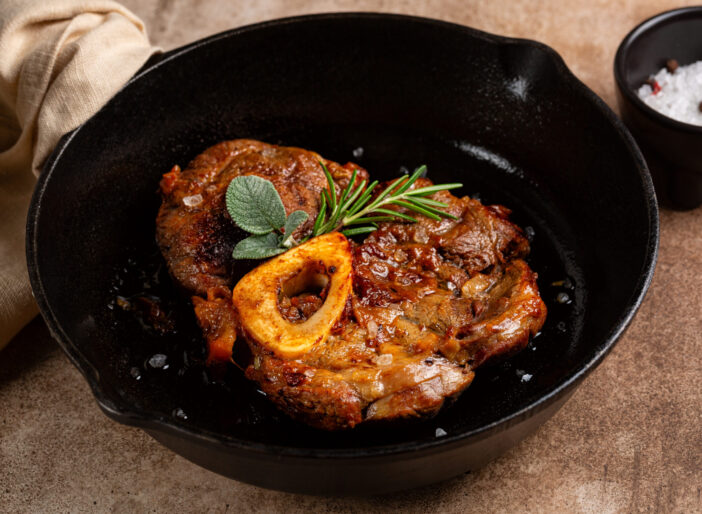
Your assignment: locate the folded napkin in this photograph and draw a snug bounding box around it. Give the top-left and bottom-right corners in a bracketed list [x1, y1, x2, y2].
[0, 0, 158, 349]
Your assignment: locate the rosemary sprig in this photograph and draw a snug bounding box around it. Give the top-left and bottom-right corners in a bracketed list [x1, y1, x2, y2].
[311, 162, 462, 238]
[226, 162, 462, 259]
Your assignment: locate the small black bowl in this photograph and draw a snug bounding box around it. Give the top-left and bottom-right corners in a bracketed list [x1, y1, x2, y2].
[614, 6, 702, 210]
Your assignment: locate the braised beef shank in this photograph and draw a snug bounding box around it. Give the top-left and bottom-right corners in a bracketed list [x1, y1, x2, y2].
[156, 140, 546, 430]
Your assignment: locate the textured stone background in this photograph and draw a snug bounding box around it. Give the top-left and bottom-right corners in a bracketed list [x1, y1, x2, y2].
[2, 1, 701, 512]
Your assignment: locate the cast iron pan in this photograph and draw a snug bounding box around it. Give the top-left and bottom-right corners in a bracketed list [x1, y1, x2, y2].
[26, 13, 658, 495]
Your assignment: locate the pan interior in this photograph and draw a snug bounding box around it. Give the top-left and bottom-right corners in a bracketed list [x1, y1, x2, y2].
[95, 124, 583, 449]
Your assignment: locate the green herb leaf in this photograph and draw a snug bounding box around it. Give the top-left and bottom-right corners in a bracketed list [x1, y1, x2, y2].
[226, 175, 286, 234]
[343, 216, 396, 225]
[281, 210, 309, 246]
[346, 180, 378, 216]
[341, 226, 378, 237]
[392, 199, 442, 221]
[406, 183, 463, 196]
[232, 233, 286, 260]
[320, 162, 337, 213]
[408, 196, 449, 208]
[312, 193, 327, 237]
[370, 207, 418, 222]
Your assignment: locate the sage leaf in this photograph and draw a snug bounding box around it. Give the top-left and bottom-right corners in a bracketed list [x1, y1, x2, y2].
[226, 175, 286, 234]
[281, 210, 309, 245]
[232, 233, 286, 260]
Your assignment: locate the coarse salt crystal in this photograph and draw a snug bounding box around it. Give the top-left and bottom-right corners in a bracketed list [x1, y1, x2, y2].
[148, 353, 167, 369]
[636, 60, 702, 126]
[367, 320, 379, 339]
[182, 194, 203, 207]
[516, 369, 533, 382]
[376, 353, 393, 366]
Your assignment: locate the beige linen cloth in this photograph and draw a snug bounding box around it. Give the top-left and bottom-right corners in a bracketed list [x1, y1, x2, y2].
[0, 0, 157, 349]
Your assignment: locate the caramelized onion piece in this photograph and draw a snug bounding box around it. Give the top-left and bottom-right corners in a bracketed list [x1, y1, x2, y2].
[232, 232, 353, 359]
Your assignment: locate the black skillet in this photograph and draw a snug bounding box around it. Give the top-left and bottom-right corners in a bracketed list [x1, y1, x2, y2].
[26, 13, 658, 495]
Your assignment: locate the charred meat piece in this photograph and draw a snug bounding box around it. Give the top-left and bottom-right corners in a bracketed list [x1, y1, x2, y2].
[156, 139, 367, 296]
[156, 140, 547, 430]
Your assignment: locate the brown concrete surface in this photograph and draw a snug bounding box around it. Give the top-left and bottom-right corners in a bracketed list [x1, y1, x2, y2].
[2, 1, 701, 512]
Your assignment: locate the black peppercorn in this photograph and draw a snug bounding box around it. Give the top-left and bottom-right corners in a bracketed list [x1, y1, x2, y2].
[666, 59, 679, 73]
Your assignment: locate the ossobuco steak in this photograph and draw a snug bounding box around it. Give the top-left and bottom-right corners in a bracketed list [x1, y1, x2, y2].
[156, 139, 547, 430]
